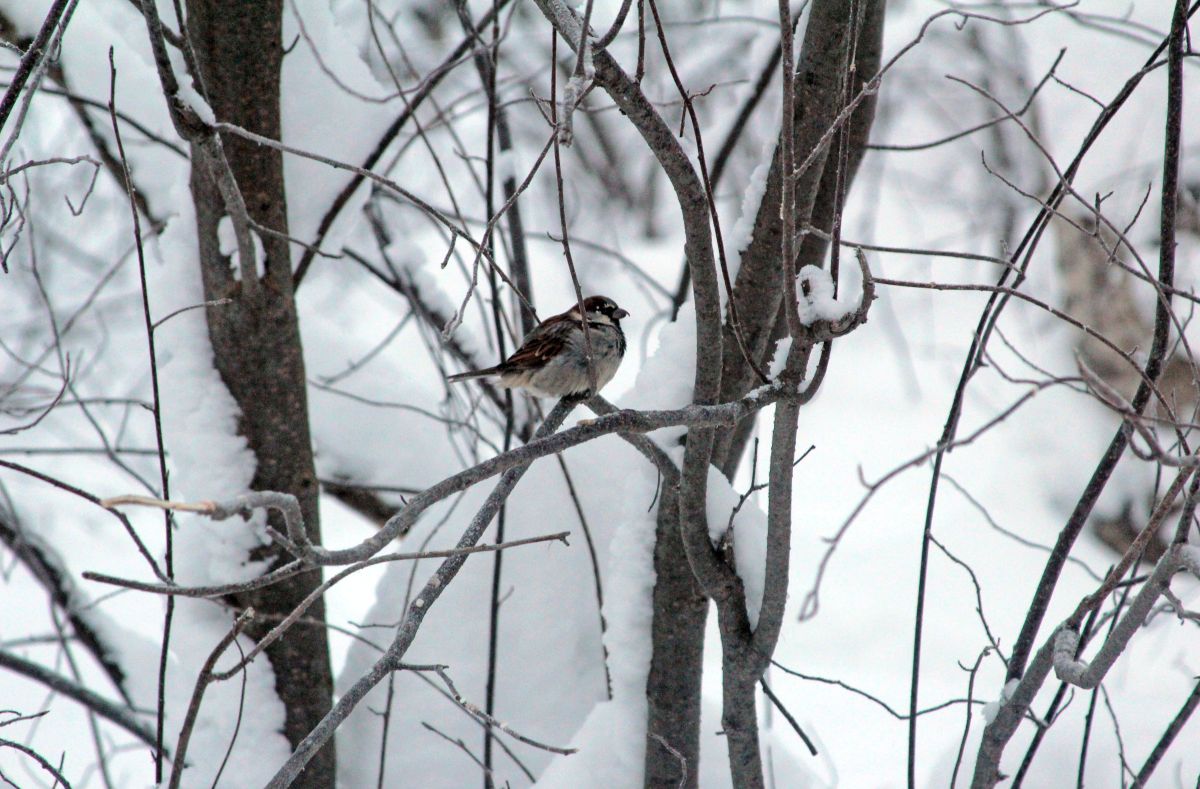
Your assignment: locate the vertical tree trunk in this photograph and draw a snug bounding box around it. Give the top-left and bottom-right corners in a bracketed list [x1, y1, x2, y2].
[185, 2, 335, 786]
[720, 636, 764, 789]
[642, 2, 885, 786]
[644, 489, 709, 788]
[714, 0, 885, 476]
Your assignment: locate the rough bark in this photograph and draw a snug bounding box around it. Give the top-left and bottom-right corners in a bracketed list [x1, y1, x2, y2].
[529, 4, 726, 783]
[715, 0, 885, 477]
[645, 3, 885, 785]
[719, 631, 762, 789]
[644, 487, 709, 789]
[184, 1, 335, 786]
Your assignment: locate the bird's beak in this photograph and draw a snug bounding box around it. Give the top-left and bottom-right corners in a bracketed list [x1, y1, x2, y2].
[613, 308, 629, 320]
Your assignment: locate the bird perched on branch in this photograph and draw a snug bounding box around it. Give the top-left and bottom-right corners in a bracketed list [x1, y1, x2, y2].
[447, 295, 628, 398]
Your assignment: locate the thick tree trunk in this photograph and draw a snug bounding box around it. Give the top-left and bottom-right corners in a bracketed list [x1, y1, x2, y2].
[642, 2, 885, 786]
[714, 0, 886, 476]
[185, 1, 335, 786]
[720, 637, 764, 789]
[644, 489, 709, 788]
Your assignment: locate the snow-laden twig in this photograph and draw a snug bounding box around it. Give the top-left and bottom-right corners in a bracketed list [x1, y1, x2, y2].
[973, 501, 1200, 788]
[100, 388, 786, 570]
[793, 247, 876, 344]
[557, 69, 592, 148]
[967, 0, 1191, 711]
[328, 390, 785, 564]
[974, 461, 1198, 788]
[133, 0, 260, 298]
[556, 0, 595, 147]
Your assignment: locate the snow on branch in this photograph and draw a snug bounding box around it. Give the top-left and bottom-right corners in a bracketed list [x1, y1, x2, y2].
[795, 247, 876, 339]
[132, 0, 261, 297]
[974, 482, 1200, 787]
[91, 385, 793, 786]
[97, 387, 788, 574]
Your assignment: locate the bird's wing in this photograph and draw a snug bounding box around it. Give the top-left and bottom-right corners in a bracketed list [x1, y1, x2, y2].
[501, 315, 577, 371]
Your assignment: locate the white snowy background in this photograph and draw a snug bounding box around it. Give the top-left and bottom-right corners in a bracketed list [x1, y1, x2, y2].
[1, 0, 1198, 787]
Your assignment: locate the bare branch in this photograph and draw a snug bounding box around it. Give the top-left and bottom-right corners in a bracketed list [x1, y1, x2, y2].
[1054, 545, 1200, 690]
[264, 398, 579, 787]
[0, 650, 155, 748]
[0, 737, 73, 789]
[0, 0, 72, 136]
[167, 609, 254, 789]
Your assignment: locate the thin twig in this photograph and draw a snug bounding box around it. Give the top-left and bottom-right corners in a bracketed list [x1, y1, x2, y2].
[84, 531, 570, 602]
[1133, 678, 1200, 787]
[0, 738, 73, 789]
[0, 650, 155, 747]
[759, 678, 817, 756]
[167, 609, 254, 789]
[264, 400, 579, 786]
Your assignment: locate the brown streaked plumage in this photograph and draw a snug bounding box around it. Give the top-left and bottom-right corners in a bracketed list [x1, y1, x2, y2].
[447, 296, 629, 398]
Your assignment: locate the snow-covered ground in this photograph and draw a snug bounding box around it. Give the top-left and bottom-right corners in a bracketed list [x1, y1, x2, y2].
[1, 0, 1197, 787]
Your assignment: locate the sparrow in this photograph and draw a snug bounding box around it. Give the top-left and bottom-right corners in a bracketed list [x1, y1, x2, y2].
[447, 295, 629, 398]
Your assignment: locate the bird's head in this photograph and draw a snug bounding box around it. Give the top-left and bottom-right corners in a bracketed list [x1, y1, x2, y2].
[578, 295, 629, 325]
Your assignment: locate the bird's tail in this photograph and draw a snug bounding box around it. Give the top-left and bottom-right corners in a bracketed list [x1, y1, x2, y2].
[446, 367, 499, 384]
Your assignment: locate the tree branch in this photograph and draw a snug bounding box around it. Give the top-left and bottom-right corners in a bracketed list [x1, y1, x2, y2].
[264, 398, 578, 787]
[0, 650, 156, 748]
